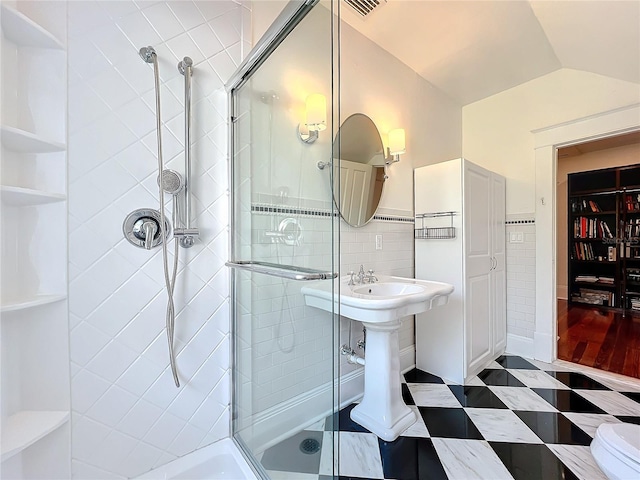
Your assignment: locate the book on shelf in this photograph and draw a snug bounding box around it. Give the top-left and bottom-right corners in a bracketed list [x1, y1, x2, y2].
[571, 199, 602, 213]
[573, 217, 614, 239]
[571, 288, 615, 306]
[626, 193, 640, 212]
[575, 275, 598, 283]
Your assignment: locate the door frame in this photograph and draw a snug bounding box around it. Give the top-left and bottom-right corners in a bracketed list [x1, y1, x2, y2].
[533, 103, 640, 363]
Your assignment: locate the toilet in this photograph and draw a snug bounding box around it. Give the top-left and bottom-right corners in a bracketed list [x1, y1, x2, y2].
[591, 423, 640, 480]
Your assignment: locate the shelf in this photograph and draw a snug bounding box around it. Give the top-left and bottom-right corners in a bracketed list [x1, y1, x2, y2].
[1, 294, 66, 313]
[570, 210, 616, 216]
[572, 237, 613, 241]
[570, 188, 617, 197]
[570, 259, 616, 264]
[0, 410, 69, 461]
[575, 282, 617, 289]
[1, 125, 65, 153]
[0, 5, 64, 50]
[1, 186, 66, 206]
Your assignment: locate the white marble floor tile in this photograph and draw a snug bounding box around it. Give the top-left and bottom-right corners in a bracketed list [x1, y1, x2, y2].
[486, 360, 504, 369]
[318, 431, 336, 477]
[562, 412, 623, 437]
[595, 376, 640, 393]
[507, 369, 571, 390]
[407, 383, 462, 408]
[574, 390, 640, 416]
[465, 408, 542, 443]
[400, 406, 430, 437]
[527, 359, 573, 371]
[432, 438, 514, 480]
[547, 444, 607, 480]
[444, 376, 485, 387]
[488, 386, 558, 412]
[336, 431, 383, 479]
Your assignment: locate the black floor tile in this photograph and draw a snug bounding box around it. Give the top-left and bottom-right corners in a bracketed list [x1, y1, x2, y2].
[617, 415, 640, 425]
[448, 385, 508, 409]
[417, 407, 484, 439]
[490, 442, 579, 480]
[403, 368, 445, 384]
[478, 368, 527, 387]
[514, 411, 592, 445]
[325, 403, 371, 433]
[495, 355, 539, 370]
[621, 391, 640, 404]
[261, 430, 323, 474]
[325, 403, 370, 433]
[544, 371, 610, 390]
[532, 388, 606, 414]
[378, 436, 448, 480]
[402, 383, 415, 406]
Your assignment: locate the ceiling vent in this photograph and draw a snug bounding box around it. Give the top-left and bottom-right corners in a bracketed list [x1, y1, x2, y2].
[343, 0, 387, 18]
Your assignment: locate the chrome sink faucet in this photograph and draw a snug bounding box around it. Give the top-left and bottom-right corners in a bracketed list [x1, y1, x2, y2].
[347, 265, 377, 285]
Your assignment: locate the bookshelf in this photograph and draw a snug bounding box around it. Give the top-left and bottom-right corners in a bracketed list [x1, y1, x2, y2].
[568, 164, 640, 311]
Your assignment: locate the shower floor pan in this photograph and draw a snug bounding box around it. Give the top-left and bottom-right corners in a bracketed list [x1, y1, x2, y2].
[135, 438, 257, 480]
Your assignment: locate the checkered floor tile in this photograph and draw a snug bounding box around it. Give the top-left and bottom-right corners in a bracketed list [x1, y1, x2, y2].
[260, 355, 640, 480]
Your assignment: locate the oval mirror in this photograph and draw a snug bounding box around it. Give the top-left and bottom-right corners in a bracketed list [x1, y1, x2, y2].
[332, 113, 386, 227]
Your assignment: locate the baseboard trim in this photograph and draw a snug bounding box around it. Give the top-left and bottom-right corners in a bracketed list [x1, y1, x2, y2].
[506, 334, 535, 359]
[534, 331, 554, 363]
[400, 345, 416, 373]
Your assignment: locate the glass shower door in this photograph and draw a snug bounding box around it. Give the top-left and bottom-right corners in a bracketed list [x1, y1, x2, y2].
[227, 1, 340, 478]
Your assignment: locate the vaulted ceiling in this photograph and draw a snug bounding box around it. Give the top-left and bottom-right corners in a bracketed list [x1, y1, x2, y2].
[340, 0, 640, 105]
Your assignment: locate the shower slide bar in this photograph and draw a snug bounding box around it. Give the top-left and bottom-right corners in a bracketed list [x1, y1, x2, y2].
[226, 261, 337, 281]
[174, 56, 199, 248]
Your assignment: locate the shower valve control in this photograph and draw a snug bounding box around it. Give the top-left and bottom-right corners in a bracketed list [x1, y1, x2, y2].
[123, 208, 171, 250]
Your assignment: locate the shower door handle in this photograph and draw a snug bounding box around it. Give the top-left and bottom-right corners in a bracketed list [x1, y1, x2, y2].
[226, 261, 338, 281]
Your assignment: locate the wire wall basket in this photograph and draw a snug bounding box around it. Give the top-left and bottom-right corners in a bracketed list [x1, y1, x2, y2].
[415, 211, 456, 239]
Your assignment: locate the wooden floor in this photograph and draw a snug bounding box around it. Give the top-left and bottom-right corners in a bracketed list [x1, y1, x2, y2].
[557, 300, 640, 379]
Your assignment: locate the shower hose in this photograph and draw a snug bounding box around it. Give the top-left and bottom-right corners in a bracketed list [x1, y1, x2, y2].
[149, 53, 181, 388]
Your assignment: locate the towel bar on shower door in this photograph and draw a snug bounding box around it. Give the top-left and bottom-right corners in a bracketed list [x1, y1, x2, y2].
[226, 261, 337, 281]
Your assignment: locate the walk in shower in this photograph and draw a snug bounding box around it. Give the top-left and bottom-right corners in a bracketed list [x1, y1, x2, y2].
[226, 1, 341, 477]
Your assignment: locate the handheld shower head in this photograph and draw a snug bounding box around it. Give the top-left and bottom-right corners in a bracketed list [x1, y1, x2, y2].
[139, 46, 156, 63]
[158, 169, 185, 195]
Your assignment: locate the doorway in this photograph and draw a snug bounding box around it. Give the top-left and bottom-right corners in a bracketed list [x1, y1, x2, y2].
[556, 132, 640, 378]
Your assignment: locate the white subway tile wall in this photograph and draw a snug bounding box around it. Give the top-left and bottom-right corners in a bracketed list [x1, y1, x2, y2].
[505, 215, 536, 339]
[341, 217, 416, 361]
[67, 1, 245, 478]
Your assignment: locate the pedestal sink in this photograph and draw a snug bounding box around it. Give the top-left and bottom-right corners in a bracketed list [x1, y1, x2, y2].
[301, 275, 454, 441]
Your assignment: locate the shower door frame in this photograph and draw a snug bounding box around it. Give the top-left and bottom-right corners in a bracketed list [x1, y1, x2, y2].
[225, 0, 340, 477]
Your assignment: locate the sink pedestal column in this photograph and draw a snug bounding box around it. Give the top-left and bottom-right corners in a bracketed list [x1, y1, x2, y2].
[350, 319, 416, 441]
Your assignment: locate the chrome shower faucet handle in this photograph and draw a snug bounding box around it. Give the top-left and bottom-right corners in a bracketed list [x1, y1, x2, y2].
[348, 271, 356, 286]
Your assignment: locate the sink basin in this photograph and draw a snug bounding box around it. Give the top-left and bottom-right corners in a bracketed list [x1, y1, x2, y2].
[301, 275, 453, 324]
[351, 282, 425, 297]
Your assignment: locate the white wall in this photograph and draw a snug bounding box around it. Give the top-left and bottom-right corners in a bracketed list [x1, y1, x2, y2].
[67, 1, 246, 477]
[463, 68, 640, 215]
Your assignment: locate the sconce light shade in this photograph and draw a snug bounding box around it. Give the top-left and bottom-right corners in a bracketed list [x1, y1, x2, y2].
[305, 93, 327, 131]
[299, 93, 327, 144]
[388, 128, 406, 155]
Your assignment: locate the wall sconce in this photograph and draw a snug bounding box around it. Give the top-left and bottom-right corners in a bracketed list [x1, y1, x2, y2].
[298, 93, 327, 144]
[386, 128, 406, 165]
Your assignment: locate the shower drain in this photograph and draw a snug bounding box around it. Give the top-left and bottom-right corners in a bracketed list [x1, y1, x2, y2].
[299, 438, 321, 455]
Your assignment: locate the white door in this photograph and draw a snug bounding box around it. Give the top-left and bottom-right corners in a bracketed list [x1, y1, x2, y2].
[337, 159, 373, 226]
[492, 174, 507, 354]
[464, 161, 493, 377]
